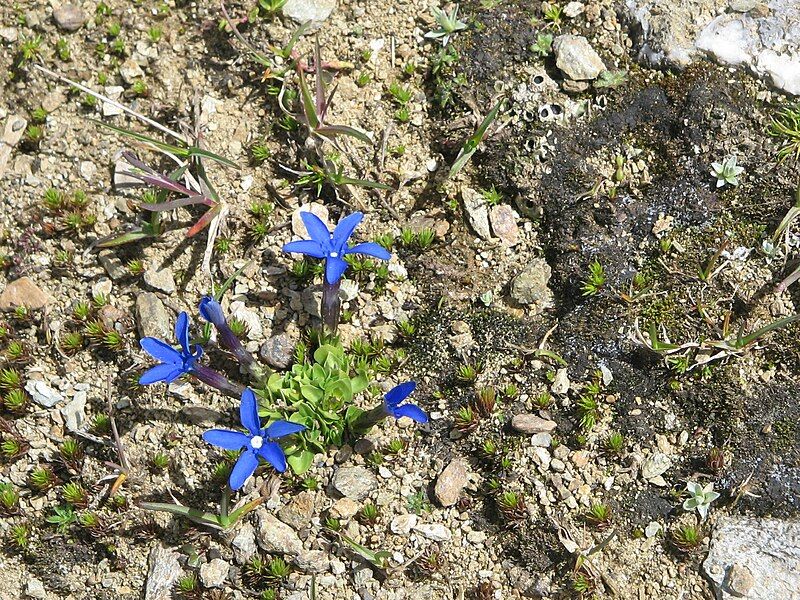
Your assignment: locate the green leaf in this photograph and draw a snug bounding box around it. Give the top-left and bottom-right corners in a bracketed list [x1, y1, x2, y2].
[139, 501, 223, 529]
[95, 229, 154, 248]
[287, 450, 314, 474]
[448, 99, 504, 179]
[350, 373, 369, 394]
[301, 384, 324, 403]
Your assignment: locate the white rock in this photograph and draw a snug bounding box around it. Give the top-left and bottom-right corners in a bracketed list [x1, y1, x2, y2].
[25, 380, 64, 408]
[413, 523, 452, 542]
[551, 368, 570, 395]
[102, 86, 125, 116]
[703, 516, 800, 599]
[25, 578, 47, 599]
[390, 513, 417, 535]
[282, 0, 336, 25]
[641, 452, 672, 480]
[61, 391, 86, 432]
[199, 558, 228, 588]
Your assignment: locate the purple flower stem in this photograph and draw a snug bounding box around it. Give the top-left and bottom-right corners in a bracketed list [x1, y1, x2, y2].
[352, 403, 389, 434]
[192, 365, 246, 399]
[321, 276, 342, 335]
[217, 326, 256, 368]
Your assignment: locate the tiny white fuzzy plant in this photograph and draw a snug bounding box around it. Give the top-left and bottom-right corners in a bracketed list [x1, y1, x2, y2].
[683, 481, 720, 520]
[711, 156, 745, 188]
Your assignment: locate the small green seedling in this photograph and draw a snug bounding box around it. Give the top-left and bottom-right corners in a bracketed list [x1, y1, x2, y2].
[425, 5, 468, 46]
[449, 99, 504, 178]
[710, 156, 744, 188]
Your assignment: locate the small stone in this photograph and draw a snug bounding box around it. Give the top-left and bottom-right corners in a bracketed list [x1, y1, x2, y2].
[729, 0, 758, 11]
[413, 523, 452, 542]
[641, 452, 672, 480]
[231, 523, 258, 564]
[25, 578, 47, 599]
[119, 58, 145, 84]
[143, 267, 176, 294]
[390, 513, 417, 535]
[489, 204, 520, 246]
[571, 450, 590, 468]
[256, 509, 303, 555]
[330, 466, 378, 501]
[0, 27, 18, 43]
[25, 380, 64, 408]
[102, 86, 125, 117]
[144, 545, 182, 600]
[553, 35, 605, 80]
[278, 491, 315, 530]
[0, 115, 27, 179]
[510, 258, 554, 311]
[353, 438, 375, 456]
[0, 277, 51, 311]
[291, 202, 328, 237]
[550, 458, 566, 472]
[434, 458, 469, 507]
[259, 332, 296, 369]
[330, 497, 360, 520]
[282, 0, 336, 25]
[135, 292, 171, 340]
[644, 521, 662, 538]
[511, 414, 557, 434]
[61, 391, 87, 432]
[533, 447, 551, 470]
[551, 368, 570, 395]
[563, 1, 584, 17]
[99, 251, 128, 280]
[531, 433, 553, 447]
[53, 4, 87, 31]
[294, 550, 330, 573]
[461, 187, 491, 240]
[80, 160, 97, 182]
[199, 558, 229, 588]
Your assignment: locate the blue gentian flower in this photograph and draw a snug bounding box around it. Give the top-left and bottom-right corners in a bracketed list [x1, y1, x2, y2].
[139, 312, 203, 385]
[383, 381, 428, 423]
[199, 296, 226, 328]
[202, 388, 306, 490]
[198, 295, 254, 367]
[283, 211, 391, 285]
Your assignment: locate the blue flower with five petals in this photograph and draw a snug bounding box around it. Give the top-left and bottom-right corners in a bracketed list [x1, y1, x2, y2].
[283, 211, 391, 285]
[139, 312, 203, 385]
[202, 388, 306, 490]
[383, 381, 428, 423]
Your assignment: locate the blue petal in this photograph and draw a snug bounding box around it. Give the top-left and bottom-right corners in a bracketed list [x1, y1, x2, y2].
[257, 441, 287, 473]
[139, 363, 182, 385]
[266, 420, 306, 440]
[384, 381, 416, 409]
[199, 296, 225, 327]
[202, 429, 250, 450]
[300, 211, 333, 247]
[324, 255, 349, 285]
[140, 337, 182, 364]
[331, 212, 363, 251]
[229, 451, 259, 490]
[175, 312, 191, 355]
[283, 239, 326, 258]
[394, 403, 428, 423]
[239, 388, 261, 436]
[346, 242, 391, 261]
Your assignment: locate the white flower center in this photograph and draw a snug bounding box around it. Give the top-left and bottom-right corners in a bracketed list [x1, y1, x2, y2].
[250, 435, 264, 449]
[329, 251, 339, 258]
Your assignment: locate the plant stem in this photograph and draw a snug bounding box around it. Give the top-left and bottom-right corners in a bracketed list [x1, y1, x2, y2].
[192, 365, 245, 398]
[219, 487, 230, 527]
[351, 403, 389, 434]
[321, 277, 341, 335]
